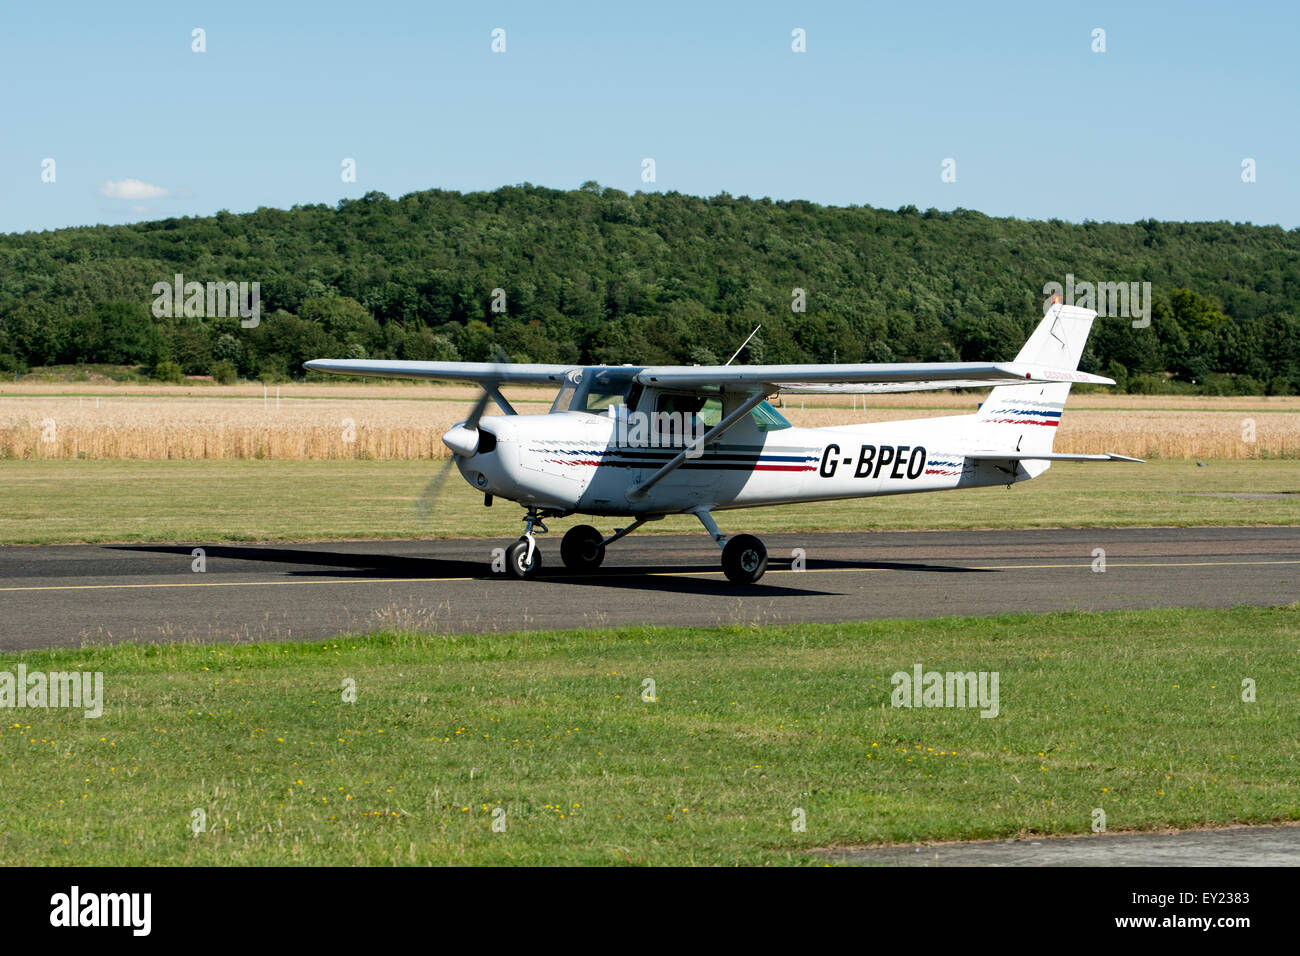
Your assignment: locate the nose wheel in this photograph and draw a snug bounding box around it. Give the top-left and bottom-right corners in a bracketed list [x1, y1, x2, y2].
[504, 510, 549, 579]
[505, 538, 543, 578]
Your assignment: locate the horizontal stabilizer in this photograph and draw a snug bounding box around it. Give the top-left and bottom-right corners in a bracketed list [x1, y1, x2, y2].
[963, 452, 1144, 463]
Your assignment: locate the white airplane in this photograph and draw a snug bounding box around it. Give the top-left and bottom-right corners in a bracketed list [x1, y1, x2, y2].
[306, 301, 1139, 584]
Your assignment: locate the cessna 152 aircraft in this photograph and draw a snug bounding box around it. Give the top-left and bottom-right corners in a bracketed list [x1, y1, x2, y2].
[305, 301, 1138, 584]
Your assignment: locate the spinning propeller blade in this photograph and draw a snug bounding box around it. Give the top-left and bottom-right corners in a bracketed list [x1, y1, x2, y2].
[414, 455, 456, 522]
[416, 360, 503, 521]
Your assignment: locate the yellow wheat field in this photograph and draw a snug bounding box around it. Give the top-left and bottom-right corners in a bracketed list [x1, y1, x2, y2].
[1, 387, 1298, 461]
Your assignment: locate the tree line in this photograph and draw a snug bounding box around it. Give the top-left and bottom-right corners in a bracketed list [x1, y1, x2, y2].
[1, 183, 1297, 393]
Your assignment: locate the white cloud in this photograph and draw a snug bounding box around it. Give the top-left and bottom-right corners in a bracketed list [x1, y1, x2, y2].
[99, 178, 169, 200]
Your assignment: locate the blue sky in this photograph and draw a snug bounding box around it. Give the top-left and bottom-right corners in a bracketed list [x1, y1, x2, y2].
[2, 0, 1296, 234]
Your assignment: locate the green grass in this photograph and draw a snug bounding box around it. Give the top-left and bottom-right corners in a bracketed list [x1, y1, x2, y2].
[1, 606, 1296, 865]
[0, 458, 1296, 545]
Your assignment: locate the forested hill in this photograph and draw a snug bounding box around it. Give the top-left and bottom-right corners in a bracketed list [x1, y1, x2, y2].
[2, 183, 1298, 393]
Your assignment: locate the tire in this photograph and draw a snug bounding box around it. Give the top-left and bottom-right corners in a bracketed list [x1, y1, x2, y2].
[560, 524, 606, 571]
[505, 538, 542, 579]
[721, 534, 767, 584]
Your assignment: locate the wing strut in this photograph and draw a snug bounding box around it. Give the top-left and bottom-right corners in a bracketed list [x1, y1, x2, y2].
[627, 390, 770, 501]
[486, 384, 516, 415]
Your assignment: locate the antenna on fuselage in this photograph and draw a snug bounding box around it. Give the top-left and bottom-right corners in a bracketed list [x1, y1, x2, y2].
[724, 325, 762, 366]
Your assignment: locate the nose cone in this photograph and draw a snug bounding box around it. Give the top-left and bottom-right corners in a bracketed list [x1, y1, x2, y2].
[442, 423, 480, 457]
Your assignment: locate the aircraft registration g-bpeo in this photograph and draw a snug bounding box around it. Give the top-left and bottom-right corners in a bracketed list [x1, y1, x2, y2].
[306, 302, 1139, 584]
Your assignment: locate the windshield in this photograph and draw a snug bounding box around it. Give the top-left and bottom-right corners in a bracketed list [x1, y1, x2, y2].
[550, 369, 643, 414]
[550, 380, 578, 413]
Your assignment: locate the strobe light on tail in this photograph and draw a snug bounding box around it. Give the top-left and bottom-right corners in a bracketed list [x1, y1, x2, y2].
[305, 301, 1139, 584]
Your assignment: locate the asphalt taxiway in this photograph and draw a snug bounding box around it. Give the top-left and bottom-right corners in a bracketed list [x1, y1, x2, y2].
[0, 526, 1296, 649]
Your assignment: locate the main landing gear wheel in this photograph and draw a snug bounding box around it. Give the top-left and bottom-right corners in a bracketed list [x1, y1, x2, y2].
[722, 534, 767, 584]
[505, 538, 543, 579]
[560, 524, 606, 571]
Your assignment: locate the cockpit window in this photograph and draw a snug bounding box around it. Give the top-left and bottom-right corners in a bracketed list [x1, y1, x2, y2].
[551, 374, 790, 432]
[550, 380, 578, 414]
[550, 369, 643, 414]
[584, 384, 628, 413]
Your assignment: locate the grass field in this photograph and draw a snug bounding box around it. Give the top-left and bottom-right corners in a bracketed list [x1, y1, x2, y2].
[0, 458, 1295, 545]
[1, 606, 1295, 865]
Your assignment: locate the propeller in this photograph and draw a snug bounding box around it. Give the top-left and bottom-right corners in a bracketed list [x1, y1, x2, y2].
[440, 387, 492, 457]
[414, 378, 497, 522]
[415, 346, 512, 522]
[413, 456, 456, 523]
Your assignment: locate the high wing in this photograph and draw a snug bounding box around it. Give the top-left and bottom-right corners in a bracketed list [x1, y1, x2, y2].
[636, 362, 1113, 392]
[302, 359, 574, 385]
[304, 358, 1112, 392]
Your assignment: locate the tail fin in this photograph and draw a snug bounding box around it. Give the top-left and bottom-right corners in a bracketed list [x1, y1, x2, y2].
[975, 303, 1098, 460]
[1007, 301, 1096, 370]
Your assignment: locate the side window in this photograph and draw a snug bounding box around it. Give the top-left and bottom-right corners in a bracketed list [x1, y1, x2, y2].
[654, 393, 710, 443]
[656, 393, 705, 417]
[698, 397, 722, 427]
[748, 400, 791, 431]
[650, 393, 788, 433]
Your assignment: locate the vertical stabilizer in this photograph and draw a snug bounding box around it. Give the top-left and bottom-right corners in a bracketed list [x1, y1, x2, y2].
[975, 303, 1098, 458]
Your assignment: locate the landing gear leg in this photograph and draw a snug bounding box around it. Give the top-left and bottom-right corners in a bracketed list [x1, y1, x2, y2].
[692, 509, 767, 584]
[692, 509, 727, 549]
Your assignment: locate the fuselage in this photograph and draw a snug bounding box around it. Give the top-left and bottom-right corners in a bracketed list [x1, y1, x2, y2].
[456, 407, 1038, 518]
